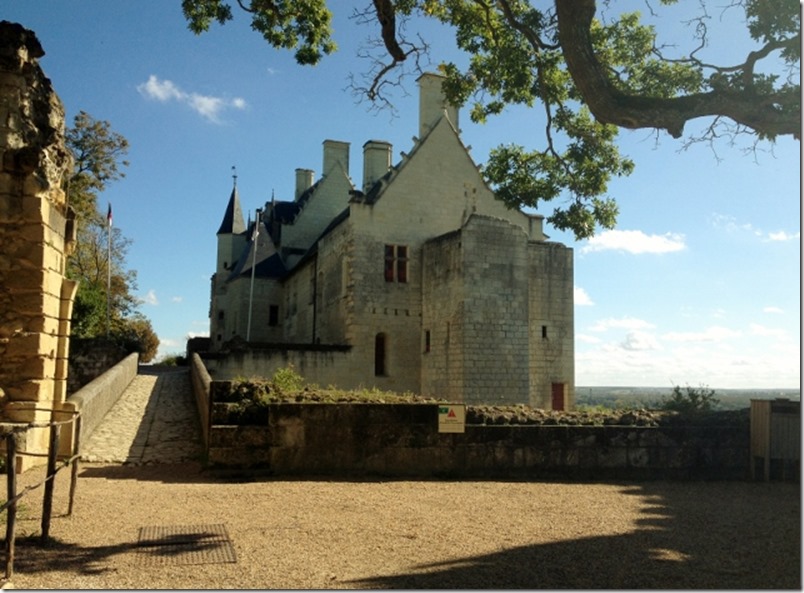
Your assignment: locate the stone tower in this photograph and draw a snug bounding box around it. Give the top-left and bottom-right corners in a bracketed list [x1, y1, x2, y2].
[0, 21, 77, 470]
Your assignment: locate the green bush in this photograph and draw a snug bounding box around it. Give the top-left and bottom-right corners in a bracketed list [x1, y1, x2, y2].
[270, 365, 305, 394]
[660, 384, 720, 414]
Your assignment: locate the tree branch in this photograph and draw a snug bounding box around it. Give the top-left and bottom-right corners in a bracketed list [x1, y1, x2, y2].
[555, 0, 800, 139]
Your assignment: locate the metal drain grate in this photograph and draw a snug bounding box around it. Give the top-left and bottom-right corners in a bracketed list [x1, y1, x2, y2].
[136, 524, 237, 566]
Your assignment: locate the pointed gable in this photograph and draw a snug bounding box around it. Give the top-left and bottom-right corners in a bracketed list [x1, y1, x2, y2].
[217, 185, 246, 235]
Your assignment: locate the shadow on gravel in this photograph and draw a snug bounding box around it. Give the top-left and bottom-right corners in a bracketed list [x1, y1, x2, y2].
[345, 481, 801, 590]
[1, 478, 799, 588]
[8, 529, 226, 577]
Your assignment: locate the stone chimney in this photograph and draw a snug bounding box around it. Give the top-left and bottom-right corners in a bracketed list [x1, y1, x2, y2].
[322, 140, 349, 178]
[295, 168, 314, 200]
[418, 72, 459, 138]
[362, 140, 392, 192]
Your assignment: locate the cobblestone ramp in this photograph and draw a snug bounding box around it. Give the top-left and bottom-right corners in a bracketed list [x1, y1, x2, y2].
[81, 367, 203, 464]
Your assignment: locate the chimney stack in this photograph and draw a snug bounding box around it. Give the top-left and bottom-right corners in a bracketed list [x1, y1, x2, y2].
[322, 140, 350, 178]
[295, 168, 314, 201]
[362, 140, 392, 192]
[418, 72, 458, 138]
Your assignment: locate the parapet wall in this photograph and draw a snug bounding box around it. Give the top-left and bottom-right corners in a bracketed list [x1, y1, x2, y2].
[190, 353, 212, 448]
[62, 352, 138, 454]
[206, 402, 749, 480]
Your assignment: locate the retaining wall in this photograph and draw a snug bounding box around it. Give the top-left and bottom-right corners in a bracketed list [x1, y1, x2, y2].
[206, 402, 750, 480]
[190, 353, 212, 448]
[61, 353, 138, 454]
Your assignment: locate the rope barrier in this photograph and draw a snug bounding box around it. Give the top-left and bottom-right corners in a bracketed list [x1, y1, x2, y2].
[1, 412, 83, 580]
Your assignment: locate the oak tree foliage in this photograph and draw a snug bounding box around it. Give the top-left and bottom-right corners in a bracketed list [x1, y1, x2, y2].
[181, 1, 800, 239]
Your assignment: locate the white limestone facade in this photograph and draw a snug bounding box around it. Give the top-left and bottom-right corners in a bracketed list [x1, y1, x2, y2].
[207, 73, 574, 409]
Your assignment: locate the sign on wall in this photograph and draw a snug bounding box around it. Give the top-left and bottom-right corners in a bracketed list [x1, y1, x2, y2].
[438, 404, 466, 433]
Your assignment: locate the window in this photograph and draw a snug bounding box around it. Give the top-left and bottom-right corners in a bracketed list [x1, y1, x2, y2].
[374, 333, 387, 376]
[218, 310, 224, 320]
[384, 244, 408, 283]
[541, 325, 548, 339]
[424, 330, 431, 353]
[268, 305, 279, 326]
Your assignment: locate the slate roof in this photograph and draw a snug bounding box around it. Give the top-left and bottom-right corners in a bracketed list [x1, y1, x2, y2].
[227, 220, 286, 281]
[217, 186, 246, 235]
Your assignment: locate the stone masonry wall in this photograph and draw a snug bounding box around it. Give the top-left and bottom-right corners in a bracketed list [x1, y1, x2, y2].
[528, 241, 575, 409]
[461, 215, 530, 405]
[204, 401, 749, 480]
[0, 22, 76, 470]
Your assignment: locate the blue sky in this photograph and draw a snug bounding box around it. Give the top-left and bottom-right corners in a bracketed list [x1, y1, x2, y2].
[6, 2, 800, 389]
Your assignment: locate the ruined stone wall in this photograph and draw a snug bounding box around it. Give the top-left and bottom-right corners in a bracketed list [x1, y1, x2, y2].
[0, 22, 76, 470]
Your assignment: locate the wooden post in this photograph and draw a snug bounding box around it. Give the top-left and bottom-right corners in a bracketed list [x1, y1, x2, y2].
[41, 423, 60, 543]
[67, 415, 81, 516]
[5, 433, 17, 580]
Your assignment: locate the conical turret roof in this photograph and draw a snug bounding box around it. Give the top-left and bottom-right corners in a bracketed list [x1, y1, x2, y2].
[217, 185, 246, 235]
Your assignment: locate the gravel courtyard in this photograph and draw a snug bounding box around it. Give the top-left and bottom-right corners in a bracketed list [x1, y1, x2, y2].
[2, 462, 800, 589]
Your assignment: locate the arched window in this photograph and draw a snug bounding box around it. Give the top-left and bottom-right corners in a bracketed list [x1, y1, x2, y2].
[374, 333, 387, 376]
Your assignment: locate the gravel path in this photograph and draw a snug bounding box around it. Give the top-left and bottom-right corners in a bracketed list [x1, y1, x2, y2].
[1, 368, 799, 589]
[3, 465, 800, 589]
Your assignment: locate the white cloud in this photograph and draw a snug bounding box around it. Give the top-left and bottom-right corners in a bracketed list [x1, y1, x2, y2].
[576, 333, 602, 344]
[711, 213, 762, 237]
[171, 296, 183, 303]
[142, 289, 159, 306]
[138, 75, 183, 101]
[576, 338, 800, 388]
[711, 213, 800, 243]
[620, 331, 661, 352]
[589, 316, 655, 332]
[574, 286, 594, 306]
[767, 230, 801, 242]
[661, 326, 741, 343]
[580, 229, 686, 254]
[763, 306, 784, 314]
[749, 323, 789, 339]
[137, 75, 247, 123]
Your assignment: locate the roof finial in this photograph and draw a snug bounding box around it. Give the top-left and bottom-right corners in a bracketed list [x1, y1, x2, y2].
[232, 165, 238, 187]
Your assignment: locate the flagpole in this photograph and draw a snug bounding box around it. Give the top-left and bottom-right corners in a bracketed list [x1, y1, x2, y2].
[246, 208, 261, 342]
[106, 202, 112, 338]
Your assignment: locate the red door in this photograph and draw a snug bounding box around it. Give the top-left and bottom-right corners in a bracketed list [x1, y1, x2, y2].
[551, 383, 565, 411]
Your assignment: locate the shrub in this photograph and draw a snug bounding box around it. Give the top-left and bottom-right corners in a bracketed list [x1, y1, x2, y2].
[270, 365, 305, 394]
[660, 384, 720, 414]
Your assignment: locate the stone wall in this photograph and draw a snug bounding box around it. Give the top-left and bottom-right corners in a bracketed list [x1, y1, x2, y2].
[528, 240, 575, 409]
[190, 352, 211, 448]
[204, 401, 749, 480]
[202, 344, 352, 384]
[0, 22, 76, 470]
[61, 352, 138, 455]
[67, 337, 128, 394]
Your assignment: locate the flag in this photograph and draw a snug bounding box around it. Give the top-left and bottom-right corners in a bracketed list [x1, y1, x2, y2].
[107, 202, 113, 227]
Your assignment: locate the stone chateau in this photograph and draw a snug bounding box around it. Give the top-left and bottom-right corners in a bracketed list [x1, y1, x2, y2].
[207, 73, 574, 409]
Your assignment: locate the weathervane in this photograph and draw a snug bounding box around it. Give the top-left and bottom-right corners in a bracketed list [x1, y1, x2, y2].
[232, 165, 238, 187]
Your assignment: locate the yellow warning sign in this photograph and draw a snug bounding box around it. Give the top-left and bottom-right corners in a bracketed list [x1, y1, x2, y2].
[438, 404, 465, 433]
